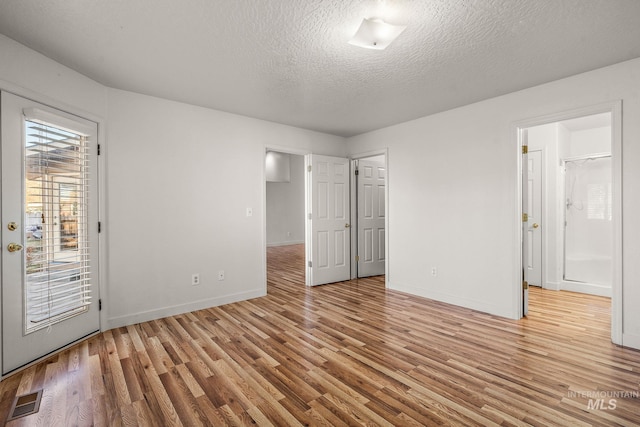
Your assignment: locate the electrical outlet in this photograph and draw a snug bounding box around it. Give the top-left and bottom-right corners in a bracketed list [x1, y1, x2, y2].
[246, 208, 253, 217]
[218, 270, 225, 281]
[431, 267, 437, 277]
[192, 273, 200, 286]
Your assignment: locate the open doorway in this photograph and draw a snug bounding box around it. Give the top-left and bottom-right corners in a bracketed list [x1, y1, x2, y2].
[525, 113, 613, 296]
[265, 150, 306, 286]
[516, 103, 622, 345]
[265, 149, 389, 290]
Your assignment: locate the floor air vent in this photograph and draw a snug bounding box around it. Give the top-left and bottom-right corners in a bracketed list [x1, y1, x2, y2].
[7, 390, 42, 421]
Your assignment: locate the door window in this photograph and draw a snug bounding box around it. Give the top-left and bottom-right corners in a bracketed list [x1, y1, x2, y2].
[24, 120, 91, 333]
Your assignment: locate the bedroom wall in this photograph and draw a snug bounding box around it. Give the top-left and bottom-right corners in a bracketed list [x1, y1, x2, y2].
[346, 57, 640, 349]
[105, 89, 345, 327]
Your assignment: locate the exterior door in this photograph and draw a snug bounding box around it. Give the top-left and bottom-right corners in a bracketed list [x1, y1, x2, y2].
[526, 150, 543, 286]
[1, 91, 100, 375]
[306, 154, 350, 286]
[357, 159, 385, 277]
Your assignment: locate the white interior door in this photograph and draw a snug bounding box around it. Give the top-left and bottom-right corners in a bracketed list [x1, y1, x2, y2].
[306, 154, 350, 286]
[1, 91, 100, 375]
[526, 150, 543, 286]
[357, 159, 385, 277]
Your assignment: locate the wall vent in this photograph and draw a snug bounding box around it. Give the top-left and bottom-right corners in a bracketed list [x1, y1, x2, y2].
[7, 390, 42, 421]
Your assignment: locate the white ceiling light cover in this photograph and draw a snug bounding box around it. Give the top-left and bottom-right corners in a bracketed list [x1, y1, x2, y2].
[348, 18, 407, 50]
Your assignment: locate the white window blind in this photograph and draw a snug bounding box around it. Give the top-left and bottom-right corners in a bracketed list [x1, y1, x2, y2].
[24, 119, 92, 333]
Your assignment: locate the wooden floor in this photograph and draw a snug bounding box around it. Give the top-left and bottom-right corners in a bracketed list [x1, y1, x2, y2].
[1, 244, 639, 426]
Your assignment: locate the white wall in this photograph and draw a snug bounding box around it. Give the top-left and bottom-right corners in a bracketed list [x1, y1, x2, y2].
[565, 125, 611, 157]
[105, 89, 345, 327]
[346, 58, 640, 349]
[0, 35, 107, 118]
[266, 154, 305, 246]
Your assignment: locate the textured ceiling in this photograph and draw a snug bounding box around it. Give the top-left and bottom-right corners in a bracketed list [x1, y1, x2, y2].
[1, 0, 639, 137]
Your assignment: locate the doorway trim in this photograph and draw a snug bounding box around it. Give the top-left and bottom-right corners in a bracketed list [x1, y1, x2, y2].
[513, 101, 622, 345]
[349, 148, 389, 287]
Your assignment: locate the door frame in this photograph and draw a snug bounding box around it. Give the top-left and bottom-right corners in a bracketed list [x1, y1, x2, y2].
[349, 149, 389, 286]
[513, 101, 622, 345]
[0, 81, 106, 379]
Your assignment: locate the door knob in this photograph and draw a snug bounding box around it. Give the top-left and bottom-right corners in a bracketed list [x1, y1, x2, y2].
[345, 223, 351, 228]
[532, 223, 539, 229]
[7, 243, 23, 252]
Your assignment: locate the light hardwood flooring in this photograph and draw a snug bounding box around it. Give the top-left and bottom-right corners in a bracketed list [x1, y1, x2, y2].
[1, 244, 639, 426]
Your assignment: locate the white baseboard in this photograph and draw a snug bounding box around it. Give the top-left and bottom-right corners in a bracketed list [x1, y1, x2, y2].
[106, 288, 266, 330]
[622, 332, 640, 350]
[543, 281, 561, 291]
[560, 280, 611, 297]
[267, 240, 304, 247]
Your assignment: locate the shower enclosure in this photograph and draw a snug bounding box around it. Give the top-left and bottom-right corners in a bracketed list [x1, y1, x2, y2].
[563, 155, 612, 286]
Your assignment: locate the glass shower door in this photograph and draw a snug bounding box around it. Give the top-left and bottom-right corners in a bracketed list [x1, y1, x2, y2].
[564, 156, 612, 286]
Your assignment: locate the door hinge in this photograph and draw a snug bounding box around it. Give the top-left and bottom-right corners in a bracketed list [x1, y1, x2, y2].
[308, 213, 312, 220]
[98, 221, 102, 233]
[355, 168, 359, 176]
[307, 165, 312, 172]
[522, 213, 528, 222]
[308, 261, 312, 268]
[522, 145, 528, 154]
[522, 280, 529, 290]
[98, 144, 101, 155]
[99, 299, 102, 311]
[355, 255, 360, 262]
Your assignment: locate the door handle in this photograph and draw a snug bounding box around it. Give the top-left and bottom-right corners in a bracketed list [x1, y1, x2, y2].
[532, 223, 539, 229]
[345, 223, 351, 228]
[7, 243, 23, 252]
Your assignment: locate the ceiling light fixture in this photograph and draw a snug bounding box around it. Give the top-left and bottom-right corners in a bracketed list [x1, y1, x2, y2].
[348, 18, 406, 50]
